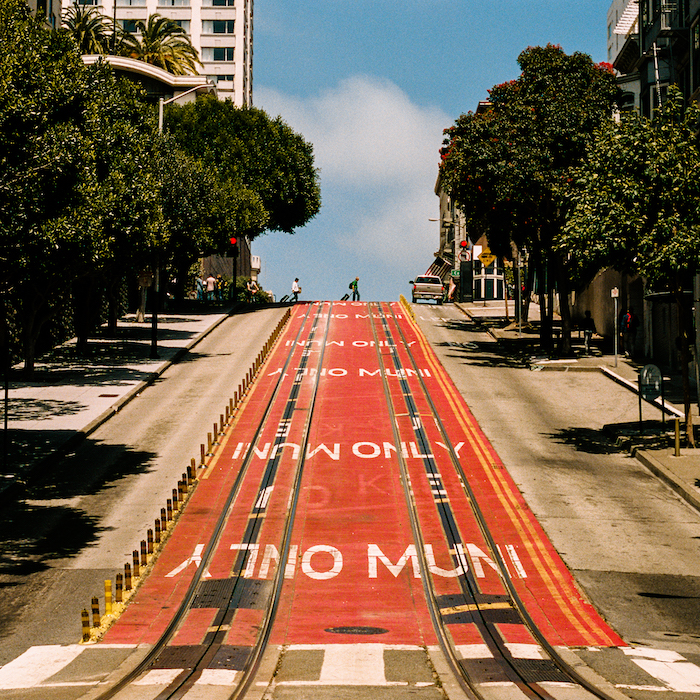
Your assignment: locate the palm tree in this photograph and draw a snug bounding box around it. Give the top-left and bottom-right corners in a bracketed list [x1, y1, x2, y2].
[121, 14, 201, 76]
[62, 4, 111, 55]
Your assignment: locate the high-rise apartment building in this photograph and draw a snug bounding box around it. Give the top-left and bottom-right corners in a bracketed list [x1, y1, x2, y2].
[53, 0, 252, 104]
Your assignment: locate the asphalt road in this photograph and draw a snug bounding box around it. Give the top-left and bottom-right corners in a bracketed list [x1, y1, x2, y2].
[3, 300, 700, 696]
[413, 302, 700, 668]
[0, 305, 287, 666]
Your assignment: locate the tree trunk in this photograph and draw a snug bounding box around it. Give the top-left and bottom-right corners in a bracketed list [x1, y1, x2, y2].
[675, 287, 695, 447]
[21, 284, 47, 376]
[106, 276, 121, 337]
[555, 254, 573, 356]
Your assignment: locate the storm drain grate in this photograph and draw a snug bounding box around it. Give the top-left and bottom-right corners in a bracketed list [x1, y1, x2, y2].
[209, 645, 252, 670]
[230, 579, 271, 609]
[151, 645, 206, 669]
[191, 578, 271, 609]
[510, 658, 572, 684]
[191, 579, 236, 608]
[324, 626, 389, 635]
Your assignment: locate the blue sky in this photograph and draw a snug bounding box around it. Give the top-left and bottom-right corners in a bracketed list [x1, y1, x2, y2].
[252, 1, 612, 302]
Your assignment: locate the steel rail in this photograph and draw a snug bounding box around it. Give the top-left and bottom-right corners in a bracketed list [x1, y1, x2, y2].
[382, 302, 618, 700]
[367, 305, 480, 700]
[94, 303, 321, 700]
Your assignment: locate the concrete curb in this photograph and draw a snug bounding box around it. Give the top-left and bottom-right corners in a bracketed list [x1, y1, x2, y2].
[633, 448, 700, 513]
[599, 366, 685, 419]
[1, 306, 237, 502]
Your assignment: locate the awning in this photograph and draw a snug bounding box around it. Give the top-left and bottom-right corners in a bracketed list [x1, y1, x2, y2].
[425, 258, 451, 281]
[614, 0, 639, 35]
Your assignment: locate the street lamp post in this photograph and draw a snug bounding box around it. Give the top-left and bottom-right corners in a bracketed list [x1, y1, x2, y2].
[149, 82, 216, 359]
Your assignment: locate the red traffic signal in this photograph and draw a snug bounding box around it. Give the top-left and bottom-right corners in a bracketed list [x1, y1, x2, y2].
[459, 240, 469, 248]
[230, 237, 238, 246]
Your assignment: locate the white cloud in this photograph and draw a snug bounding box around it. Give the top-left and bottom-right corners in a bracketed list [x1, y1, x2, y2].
[256, 75, 447, 186]
[253, 76, 451, 300]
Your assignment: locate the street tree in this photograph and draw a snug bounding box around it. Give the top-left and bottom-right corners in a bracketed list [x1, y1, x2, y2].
[121, 14, 201, 75]
[61, 4, 111, 55]
[439, 45, 619, 353]
[165, 97, 321, 236]
[560, 86, 700, 442]
[0, 0, 102, 371]
[158, 137, 268, 301]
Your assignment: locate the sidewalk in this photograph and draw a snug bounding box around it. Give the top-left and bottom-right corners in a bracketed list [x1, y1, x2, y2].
[1, 304, 235, 498]
[455, 300, 700, 515]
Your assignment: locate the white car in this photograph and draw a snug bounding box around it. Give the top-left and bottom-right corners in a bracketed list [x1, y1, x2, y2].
[409, 275, 445, 304]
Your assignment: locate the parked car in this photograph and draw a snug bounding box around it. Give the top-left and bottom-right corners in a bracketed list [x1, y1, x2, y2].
[409, 275, 445, 304]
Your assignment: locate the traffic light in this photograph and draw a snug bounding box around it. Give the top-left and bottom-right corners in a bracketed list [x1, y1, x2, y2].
[230, 236, 239, 275]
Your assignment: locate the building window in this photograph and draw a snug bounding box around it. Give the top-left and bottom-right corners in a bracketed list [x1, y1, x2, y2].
[159, 0, 190, 6]
[213, 19, 235, 33]
[172, 19, 190, 30]
[212, 0, 235, 6]
[121, 19, 138, 31]
[693, 21, 700, 93]
[213, 47, 234, 61]
[116, 0, 147, 6]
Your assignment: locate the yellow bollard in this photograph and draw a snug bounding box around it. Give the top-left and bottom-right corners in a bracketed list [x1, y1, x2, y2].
[172, 488, 179, 510]
[220, 414, 224, 433]
[81, 609, 90, 642]
[133, 550, 140, 578]
[104, 579, 112, 616]
[166, 499, 173, 521]
[124, 562, 132, 591]
[187, 465, 194, 485]
[213, 423, 218, 443]
[155, 519, 161, 544]
[140, 540, 147, 566]
[200, 443, 206, 465]
[91, 596, 100, 628]
[115, 574, 123, 603]
[207, 433, 213, 454]
[147, 528, 154, 554]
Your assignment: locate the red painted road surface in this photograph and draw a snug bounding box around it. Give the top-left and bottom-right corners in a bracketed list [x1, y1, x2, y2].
[102, 301, 624, 654]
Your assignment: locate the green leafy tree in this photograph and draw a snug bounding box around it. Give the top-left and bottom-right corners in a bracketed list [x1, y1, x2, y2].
[61, 4, 111, 54]
[561, 86, 700, 441]
[0, 0, 166, 370]
[158, 137, 268, 301]
[165, 97, 321, 235]
[0, 0, 101, 371]
[121, 14, 201, 75]
[440, 45, 619, 353]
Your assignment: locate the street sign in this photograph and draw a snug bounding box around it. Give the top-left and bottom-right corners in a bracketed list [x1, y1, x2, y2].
[639, 364, 662, 401]
[451, 269, 461, 278]
[478, 248, 496, 267]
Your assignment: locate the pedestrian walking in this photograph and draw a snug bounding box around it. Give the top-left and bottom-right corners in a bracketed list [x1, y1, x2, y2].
[291, 278, 301, 302]
[619, 306, 639, 357]
[349, 276, 360, 301]
[581, 310, 596, 354]
[195, 274, 204, 301]
[205, 273, 217, 302]
[246, 278, 259, 303]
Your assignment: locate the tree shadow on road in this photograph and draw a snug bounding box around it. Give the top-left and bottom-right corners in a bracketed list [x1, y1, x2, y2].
[0, 439, 156, 577]
[545, 427, 628, 454]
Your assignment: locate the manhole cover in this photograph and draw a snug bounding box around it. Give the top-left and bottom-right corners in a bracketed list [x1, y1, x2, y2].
[324, 626, 389, 635]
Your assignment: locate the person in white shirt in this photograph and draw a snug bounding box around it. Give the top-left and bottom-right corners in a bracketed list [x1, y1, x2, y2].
[291, 278, 301, 302]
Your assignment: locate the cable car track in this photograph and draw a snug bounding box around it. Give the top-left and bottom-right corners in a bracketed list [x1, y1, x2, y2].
[90, 301, 621, 700]
[98, 302, 333, 700]
[369, 301, 617, 700]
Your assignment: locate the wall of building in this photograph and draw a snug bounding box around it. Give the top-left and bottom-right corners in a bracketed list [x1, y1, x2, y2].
[58, 0, 252, 104]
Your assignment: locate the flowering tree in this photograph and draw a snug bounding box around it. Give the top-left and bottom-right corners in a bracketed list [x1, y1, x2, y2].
[561, 86, 700, 441]
[439, 45, 619, 352]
